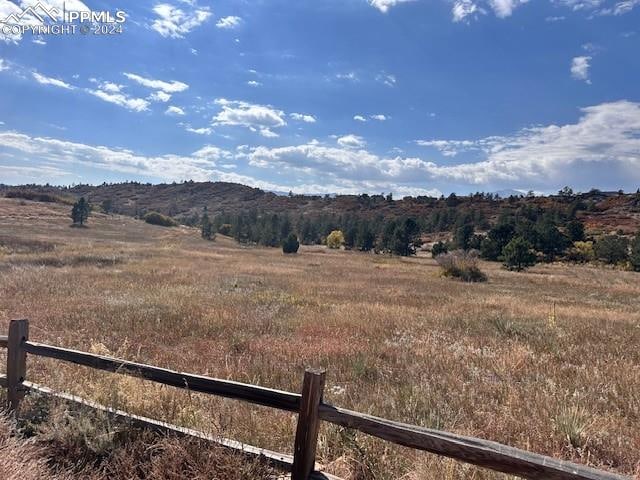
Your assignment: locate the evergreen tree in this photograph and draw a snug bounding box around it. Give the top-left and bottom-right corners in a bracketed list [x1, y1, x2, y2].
[200, 207, 214, 240]
[71, 197, 90, 226]
[454, 223, 474, 250]
[630, 231, 640, 271]
[566, 219, 585, 242]
[502, 237, 537, 271]
[594, 235, 629, 264]
[355, 221, 375, 252]
[282, 233, 300, 254]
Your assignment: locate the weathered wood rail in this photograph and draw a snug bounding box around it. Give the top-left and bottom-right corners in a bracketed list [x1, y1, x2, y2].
[0, 320, 631, 480]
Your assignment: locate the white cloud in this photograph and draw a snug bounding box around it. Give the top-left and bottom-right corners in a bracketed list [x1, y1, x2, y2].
[376, 73, 396, 87]
[212, 98, 287, 135]
[149, 91, 172, 102]
[336, 72, 358, 82]
[0, 59, 8, 72]
[488, 0, 529, 18]
[290, 113, 317, 123]
[101, 82, 123, 93]
[571, 55, 592, 83]
[247, 80, 262, 87]
[185, 126, 213, 135]
[452, 0, 482, 21]
[165, 105, 186, 116]
[32, 71, 74, 90]
[337, 134, 366, 149]
[123, 73, 188, 93]
[150, 2, 211, 39]
[353, 115, 367, 122]
[370, 114, 387, 121]
[413, 101, 640, 187]
[216, 15, 242, 28]
[87, 89, 150, 112]
[368, 0, 415, 13]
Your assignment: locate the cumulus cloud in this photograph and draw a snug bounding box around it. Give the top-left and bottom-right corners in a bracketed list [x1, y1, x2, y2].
[370, 114, 387, 121]
[32, 71, 74, 90]
[212, 98, 287, 136]
[290, 113, 317, 123]
[165, 105, 185, 116]
[452, 0, 483, 21]
[571, 55, 592, 83]
[353, 115, 367, 122]
[0, 59, 9, 72]
[216, 15, 242, 28]
[150, 2, 211, 38]
[123, 73, 188, 93]
[149, 91, 172, 102]
[337, 134, 366, 148]
[452, 0, 528, 21]
[368, 0, 415, 13]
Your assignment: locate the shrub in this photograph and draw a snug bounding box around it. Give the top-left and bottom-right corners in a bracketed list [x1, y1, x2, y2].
[629, 232, 640, 271]
[282, 233, 300, 254]
[143, 211, 177, 227]
[218, 223, 232, 236]
[502, 236, 536, 271]
[565, 241, 595, 263]
[436, 250, 487, 282]
[326, 230, 345, 249]
[431, 241, 448, 257]
[594, 235, 629, 264]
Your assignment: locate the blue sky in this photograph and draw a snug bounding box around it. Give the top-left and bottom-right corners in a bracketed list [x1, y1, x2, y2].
[0, 0, 639, 196]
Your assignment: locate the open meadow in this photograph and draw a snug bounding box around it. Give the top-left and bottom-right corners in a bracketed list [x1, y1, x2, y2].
[0, 197, 639, 479]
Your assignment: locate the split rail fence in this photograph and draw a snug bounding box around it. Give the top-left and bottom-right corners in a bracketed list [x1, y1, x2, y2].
[0, 319, 631, 480]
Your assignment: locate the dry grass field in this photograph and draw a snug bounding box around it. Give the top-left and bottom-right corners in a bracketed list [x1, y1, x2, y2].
[0, 197, 639, 479]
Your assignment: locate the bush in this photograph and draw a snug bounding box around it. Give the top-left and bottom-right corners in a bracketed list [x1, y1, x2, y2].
[431, 241, 448, 257]
[282, 233, 300, 254]
[502, 236, 536, 271]
[594, 235, 629, 264]
[436, 250, 487, 282]
[326, 230, 345, 249]
[565, 241, 595, 263]
[143, 212, 177, 227]
[218, 224, 232, 236]
[629, 232, 640, 271]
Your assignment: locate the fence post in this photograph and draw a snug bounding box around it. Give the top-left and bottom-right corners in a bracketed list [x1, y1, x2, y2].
[292, 368, 326, 480]
[7, 319, 29, 413]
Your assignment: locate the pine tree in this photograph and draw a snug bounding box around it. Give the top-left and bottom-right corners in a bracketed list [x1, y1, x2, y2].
[630, 231, 640, 272]
[201, 207, 214, 240]
[71, 197, 90, 226]
[502, 236, 537, 271]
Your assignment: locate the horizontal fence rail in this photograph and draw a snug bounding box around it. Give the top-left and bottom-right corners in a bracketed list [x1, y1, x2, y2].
[21, 340, 301, 413]
[0, 320, 632, 480]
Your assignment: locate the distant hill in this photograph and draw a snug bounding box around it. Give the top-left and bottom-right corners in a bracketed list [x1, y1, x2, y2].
[1, 182, 639, 235]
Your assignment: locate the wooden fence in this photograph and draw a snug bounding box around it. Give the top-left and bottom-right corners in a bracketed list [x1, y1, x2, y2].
[0, 319, 631, 480]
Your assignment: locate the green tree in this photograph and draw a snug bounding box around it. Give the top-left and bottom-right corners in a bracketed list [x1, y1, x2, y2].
[431, 241, 448, 257]
[355, 221, 375, 252]
[502, 236, 537, 271]
[101, 198, 113, 214]
[71, 197, 90, 226]
[454, 223, 474, 250]
[535, 219, 569, 260]
[201, 207, 214, 240]
[566, 219, 585, 242]
[594, 235, 629, 264]
[630, 232, 640, 271]
[282, 232, 300, 254]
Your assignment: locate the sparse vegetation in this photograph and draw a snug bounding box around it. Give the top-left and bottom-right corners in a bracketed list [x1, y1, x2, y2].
[0, 195, 638, 479]
[436, 250, 487, 282]
[143, 211, 177, 227]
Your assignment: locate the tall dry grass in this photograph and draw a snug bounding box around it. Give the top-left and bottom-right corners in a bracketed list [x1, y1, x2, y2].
[1, 197, 639, 479]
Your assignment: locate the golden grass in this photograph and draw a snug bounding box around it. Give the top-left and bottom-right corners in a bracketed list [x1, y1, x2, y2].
[1, 197, 639, 479]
